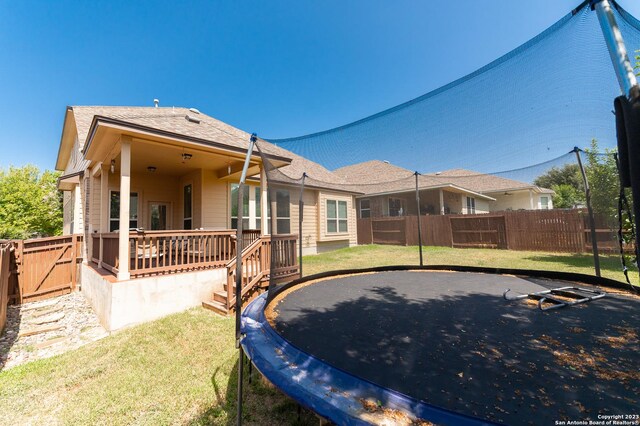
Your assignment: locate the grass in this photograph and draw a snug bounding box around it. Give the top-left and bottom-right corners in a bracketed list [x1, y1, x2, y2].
[0, 309, 315, 425]
[303, 244, 639, 286]
[0, 245, 636, 425]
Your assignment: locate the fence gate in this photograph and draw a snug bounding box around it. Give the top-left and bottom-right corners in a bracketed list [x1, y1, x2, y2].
[10, 235, 83, 304]
[450, 215, 507, 249]
[372, 217, 407, 245]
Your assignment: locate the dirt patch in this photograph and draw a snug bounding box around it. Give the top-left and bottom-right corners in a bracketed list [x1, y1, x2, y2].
[359, 398, 435, 426]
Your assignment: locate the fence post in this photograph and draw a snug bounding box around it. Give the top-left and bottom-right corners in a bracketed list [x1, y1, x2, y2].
[415, 172, 424, 266]
[71, 234, 78, 290]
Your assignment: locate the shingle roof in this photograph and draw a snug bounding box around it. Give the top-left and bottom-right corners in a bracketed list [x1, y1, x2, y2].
[69, 106, 351, 192]
[333, 161, 551, 195]
[426, 169, 550, 193]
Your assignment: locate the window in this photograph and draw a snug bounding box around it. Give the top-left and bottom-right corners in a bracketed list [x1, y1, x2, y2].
[327, 200, 348, 233]
[359, 199, 371, 218]
[266, 189, 291, 234]
[466, 197, 476, 214]
[109, 192, 138, 232]
[184, 184, 192, 229]
[540, 196, 549, 210]
[230, 184, 250, 230]
[231, 184, 264, 230]
[389, 198, 404, 217]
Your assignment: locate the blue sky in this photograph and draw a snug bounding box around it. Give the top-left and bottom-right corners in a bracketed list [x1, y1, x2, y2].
[1, 0, 640, 171]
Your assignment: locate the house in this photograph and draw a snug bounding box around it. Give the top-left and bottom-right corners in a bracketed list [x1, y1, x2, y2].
[332, 160, 554, 218]
[55, 105, 359, 330]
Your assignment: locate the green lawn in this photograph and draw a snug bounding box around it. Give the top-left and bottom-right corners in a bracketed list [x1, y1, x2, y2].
[0, 245, 636, 425]
[303, 244, 639, 286]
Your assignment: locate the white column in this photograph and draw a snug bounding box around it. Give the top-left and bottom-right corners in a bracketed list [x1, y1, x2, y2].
[248, 185, 256, 229]
[98, 164, 109, 267]
[529, 189, 534, 210]
[439, 189, 445, 215]
[260, 167, 268, 235]
[117, 137, 131, 280]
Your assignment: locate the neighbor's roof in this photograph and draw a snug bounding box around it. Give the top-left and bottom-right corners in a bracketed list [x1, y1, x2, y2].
[64, 106, 353, 193]
[427, 169, 552, 194]
[333, 161, 551, 196]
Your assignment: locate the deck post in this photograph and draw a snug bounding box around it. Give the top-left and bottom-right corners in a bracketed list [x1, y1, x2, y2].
[99, 163, 109, 267]
[117, 137, 132, 281]
[439, 189, 445, 215]
[260, 167, 268, 235]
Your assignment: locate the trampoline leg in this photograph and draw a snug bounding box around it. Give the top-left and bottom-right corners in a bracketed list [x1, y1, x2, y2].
[297, 404, 301, 421]
[248, 358, 253, 384]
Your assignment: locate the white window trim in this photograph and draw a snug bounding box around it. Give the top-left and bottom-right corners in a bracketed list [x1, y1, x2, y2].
[109, 190, 139, 232]
[466, 196, 476, 214]
[230, 184, 264, 231]
[326, 199, 348, 234]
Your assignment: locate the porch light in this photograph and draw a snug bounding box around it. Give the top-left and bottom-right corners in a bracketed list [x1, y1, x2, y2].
[147, 166, 157, 173]
[110, 159, 115, 174]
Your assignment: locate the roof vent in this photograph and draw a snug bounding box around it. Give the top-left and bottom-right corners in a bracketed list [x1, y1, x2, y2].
[435, 172, 442, 175]
[383, 160, 390, 164]
[185, 114, 201, 124]
[153, 99, 159, 108]
[188, 107, 200, 114]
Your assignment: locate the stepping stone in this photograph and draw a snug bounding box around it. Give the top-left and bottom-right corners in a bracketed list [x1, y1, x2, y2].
[32, 312, 65, 325]
[35, 336, 68, 350]
[18, 324, 63, 337]
[31, 306, 64, 318]
[21, 299, 59, 311]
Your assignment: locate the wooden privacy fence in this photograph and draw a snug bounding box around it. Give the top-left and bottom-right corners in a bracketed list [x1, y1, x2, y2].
[7, 235, 83, 304]
[0, 243, 11, 333]
[358, 210, 620, 253]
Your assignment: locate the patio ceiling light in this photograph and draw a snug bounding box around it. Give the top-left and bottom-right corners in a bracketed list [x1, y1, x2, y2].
[147, 166, 157, 173]
[182, 153, 193, 161]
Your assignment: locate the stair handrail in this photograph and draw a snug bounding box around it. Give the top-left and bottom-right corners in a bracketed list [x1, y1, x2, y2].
[226, 236, 269, 309]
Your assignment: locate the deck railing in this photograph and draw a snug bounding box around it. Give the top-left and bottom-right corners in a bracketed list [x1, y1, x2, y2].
[226, 234, 299, 309]
[95, 230, 240, 277]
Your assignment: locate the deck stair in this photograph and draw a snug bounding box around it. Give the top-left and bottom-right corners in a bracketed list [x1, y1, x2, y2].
[202, 234, 300, 315]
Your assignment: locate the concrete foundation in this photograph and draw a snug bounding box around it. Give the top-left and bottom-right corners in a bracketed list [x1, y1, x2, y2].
[81, 264, 225, 331]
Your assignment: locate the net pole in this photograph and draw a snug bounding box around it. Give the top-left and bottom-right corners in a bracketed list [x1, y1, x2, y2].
[594, 0, 640, 282]
[298, 173, 306, 277]
[574, 147, 601, 277]
[593, 0, 638, 96]
[234, 133, 256, 426]
[415, 172, 424, 266]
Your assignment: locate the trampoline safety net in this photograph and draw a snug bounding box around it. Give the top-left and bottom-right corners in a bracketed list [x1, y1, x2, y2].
[233, 1, 640, 302]
[234, 2, 640, 425]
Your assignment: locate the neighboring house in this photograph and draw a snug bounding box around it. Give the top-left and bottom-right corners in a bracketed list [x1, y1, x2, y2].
[55, 105, 358, 330]
[333, 161, 553, 218]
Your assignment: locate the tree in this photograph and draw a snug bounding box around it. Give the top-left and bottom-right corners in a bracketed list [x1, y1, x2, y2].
[583, 139, 625, 219]
[533, 164, 584, 208]
[0, 165, 63, 239]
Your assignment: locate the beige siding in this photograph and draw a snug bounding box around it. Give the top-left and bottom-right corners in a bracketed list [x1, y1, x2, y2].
[63, 191, 73, 235]
[91, 174, 101, 230]
[108, 173, 180, 230]
[487, 190, 554, 212]
[291, 188, 318, 255]
[179, 170, 202, 229]
[317, 191, 357, 246]
[202, 171, 229, 229]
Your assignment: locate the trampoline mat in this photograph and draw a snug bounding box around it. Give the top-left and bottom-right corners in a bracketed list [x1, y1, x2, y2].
[268, 270, 640, 425]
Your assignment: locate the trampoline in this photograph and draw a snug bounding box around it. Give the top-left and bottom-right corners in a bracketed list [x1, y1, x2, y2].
[241, 266, 640, 425]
